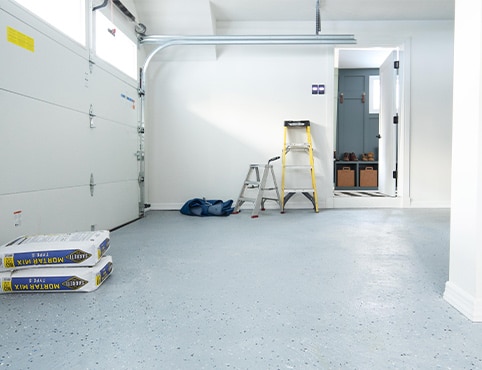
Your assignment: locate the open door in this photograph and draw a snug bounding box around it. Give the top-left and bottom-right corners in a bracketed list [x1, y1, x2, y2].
[378, 51, 398, 196]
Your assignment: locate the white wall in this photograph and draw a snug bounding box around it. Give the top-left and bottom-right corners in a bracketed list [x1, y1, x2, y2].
[146, 46, 334, 209]
[145, 20, 454, 210]
[0, 0, 141, 243]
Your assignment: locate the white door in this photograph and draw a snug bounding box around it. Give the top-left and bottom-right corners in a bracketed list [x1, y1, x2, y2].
[378, 51, 398, 196]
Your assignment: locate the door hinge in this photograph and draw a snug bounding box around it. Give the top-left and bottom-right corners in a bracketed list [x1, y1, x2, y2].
[138, 173, 145, 184]
[393, 113, 399, 124]
[394, 60, 400, 69]
[89, 59, 95, 74]
[393, 170, 398, 180]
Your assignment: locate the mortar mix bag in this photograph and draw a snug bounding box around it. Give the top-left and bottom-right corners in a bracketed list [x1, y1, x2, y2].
[0, 230, 110, 271]
[0, 255, 113, 293]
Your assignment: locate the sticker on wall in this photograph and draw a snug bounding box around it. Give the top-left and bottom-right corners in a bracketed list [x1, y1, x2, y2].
[120, 93, 136, 110]
[7, 26, 34, 52]
[13, 210, 22, 227]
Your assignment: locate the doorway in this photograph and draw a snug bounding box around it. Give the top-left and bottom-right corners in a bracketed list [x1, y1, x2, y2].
[334, 48, 399, 200]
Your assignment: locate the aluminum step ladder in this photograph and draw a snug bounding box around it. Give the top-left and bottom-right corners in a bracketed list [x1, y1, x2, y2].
[233, 156, 281, 218]
[281, 120, 319, 213]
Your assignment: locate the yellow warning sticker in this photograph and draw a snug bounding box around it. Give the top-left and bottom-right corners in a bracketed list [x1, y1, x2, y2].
[7, 26, 34, 52]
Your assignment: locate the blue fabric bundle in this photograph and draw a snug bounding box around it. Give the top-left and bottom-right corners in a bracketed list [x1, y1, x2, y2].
[180, 198, 234, 217]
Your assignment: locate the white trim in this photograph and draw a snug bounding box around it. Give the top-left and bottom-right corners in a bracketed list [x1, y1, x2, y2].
[150, 203, 184, 211]
[398, 38, 412, 208]
[332, 196, 402, 208]
[332, 38, 412, 209]
[444, 281, 482, 322]
[409, 200, 451, 208]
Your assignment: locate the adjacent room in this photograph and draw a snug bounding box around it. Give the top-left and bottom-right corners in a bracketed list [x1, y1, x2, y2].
[2, 0, 482, 368]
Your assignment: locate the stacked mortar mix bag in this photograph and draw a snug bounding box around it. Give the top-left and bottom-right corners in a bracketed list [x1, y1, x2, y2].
[0, 230, 113, 293]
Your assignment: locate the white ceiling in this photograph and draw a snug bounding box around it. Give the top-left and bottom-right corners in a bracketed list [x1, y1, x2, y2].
[209, 0, 454, 22]
[133, 0, 454, 34]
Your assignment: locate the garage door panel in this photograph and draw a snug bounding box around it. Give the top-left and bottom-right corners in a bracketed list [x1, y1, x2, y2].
[0, 183, 140, 244]
[0, 91, 91, 195]
[91, 181, 140, 230]
[89, 66, 139, 128]
[89, 118, 139, 184]
[0, 187, 93, 244]
[0, 10, 90, 112]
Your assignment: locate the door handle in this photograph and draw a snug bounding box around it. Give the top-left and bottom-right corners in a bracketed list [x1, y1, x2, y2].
[376, 134, 381, 139]
[339, 93, 344, 104]
[361, 92, 366, 104]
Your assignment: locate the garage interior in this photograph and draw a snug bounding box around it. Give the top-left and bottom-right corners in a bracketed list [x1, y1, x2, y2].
[2, 0, 482, 368]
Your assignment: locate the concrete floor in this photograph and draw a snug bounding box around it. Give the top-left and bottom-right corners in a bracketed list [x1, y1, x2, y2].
[1, 208, 482, 369]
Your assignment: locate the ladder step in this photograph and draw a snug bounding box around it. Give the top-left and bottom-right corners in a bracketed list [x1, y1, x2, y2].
[284, 188, 315, 193]
[262, 197, 279, 201]
[238, 196, 257, 202]
[286, 143, 310, 150]
[284, 165, 312, 169]
[245, 181, 260, 186]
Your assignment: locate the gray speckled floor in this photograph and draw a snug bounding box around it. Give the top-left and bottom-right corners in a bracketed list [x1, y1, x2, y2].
[1, 208, 482, 370]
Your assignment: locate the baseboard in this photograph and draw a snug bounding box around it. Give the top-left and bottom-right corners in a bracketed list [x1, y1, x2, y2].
[409, 200, 451, 208]
[149, 203, 183, 211]
[444, 281, 482, 322]
[150, 199, 450, 211]
[332, 196, 403, 208]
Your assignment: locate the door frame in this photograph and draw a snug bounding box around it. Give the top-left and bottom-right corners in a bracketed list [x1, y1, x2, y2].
[333, 41, 411, 207]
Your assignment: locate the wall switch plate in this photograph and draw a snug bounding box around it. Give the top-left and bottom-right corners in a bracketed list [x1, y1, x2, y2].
[312, 84, 325, 95]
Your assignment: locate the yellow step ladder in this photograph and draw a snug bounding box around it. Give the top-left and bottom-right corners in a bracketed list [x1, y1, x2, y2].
[281, 120, 319, 213]
[233, 156, 281, 218]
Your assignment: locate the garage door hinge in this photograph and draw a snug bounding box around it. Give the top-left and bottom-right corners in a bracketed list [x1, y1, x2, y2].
[90, 173, 96, 196]
[89, 59, 95, 73]
[89, 105, 96, 128]
[136, 151, 145, 161]
[394, 60, 400, 69]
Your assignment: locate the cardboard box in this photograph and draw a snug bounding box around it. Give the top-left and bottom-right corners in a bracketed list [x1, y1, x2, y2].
[0, 231, 110, 271]
[337, 167, 355, 187]
[360, 167, 378, 187]
[0, 256, 113, 293]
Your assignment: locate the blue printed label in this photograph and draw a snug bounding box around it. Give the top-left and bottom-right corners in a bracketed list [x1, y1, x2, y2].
[96, 262, 113, 286]
[98, 238, 110, 257]
[9, 276, 88, 291]
[5, 249, 92, 268]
